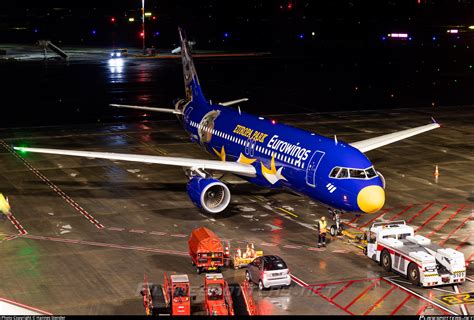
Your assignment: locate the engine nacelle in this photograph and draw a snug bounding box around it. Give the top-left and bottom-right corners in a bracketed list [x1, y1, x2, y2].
[377, 171, 386, 189]
[186, 177, 231, 214]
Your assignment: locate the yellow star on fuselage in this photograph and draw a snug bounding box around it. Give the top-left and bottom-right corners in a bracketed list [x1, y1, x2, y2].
[261, 155, 287, 184]
[212, 146, 226, 161]
[237, 153, 256, 165]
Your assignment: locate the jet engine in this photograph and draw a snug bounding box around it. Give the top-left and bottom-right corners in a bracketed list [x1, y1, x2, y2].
[187, 176, 231, 214]
[377, 171, 386, 189]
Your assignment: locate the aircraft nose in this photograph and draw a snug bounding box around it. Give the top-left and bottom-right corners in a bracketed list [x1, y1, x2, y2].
[357, 185, 385, 214]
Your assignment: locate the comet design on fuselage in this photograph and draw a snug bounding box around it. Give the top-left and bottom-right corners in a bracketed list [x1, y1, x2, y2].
[14, 27, 441, 215]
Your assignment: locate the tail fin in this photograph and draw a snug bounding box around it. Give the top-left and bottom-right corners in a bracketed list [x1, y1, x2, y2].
[178, 27, 207, 104]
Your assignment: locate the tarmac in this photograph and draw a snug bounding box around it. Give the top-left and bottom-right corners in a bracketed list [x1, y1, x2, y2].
[0, 106, 472, 315]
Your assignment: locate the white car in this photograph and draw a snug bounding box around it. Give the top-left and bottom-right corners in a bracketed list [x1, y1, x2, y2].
[110, 48, 128, 58]
[245, 255, 291, 290]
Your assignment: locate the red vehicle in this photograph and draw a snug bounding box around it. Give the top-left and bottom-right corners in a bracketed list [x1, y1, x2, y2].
[188, 227, 224, 273]
[141, 273, 191, 316]
[204, 273, 234, 316]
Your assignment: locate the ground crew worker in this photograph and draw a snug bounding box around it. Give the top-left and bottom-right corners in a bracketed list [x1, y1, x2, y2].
[236, 247, 241, 259]
[318, 216, 327, 247]
[249, 243, 255, 258]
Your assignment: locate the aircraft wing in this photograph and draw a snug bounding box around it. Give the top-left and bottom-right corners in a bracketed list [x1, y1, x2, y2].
[13, 147, 256, 177]
[110, 104, 181, 114]
[350, 122, 440, 153]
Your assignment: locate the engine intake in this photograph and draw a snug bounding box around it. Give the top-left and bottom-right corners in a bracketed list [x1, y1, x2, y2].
[187, 177, 231, 214]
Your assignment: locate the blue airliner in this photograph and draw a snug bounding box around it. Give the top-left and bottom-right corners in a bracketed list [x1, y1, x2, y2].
[15, 28, 440, 216]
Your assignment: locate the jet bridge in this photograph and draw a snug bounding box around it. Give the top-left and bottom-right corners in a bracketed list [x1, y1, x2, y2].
[37, 40, 69, 60]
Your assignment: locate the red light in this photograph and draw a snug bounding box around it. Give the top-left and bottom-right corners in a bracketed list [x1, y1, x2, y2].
[111, 17, 115, 23]
[271, 119, 276, 124]
[152, 16, 156, 20]
[140, 32, 144, 37]
[287, 2, 293, 10]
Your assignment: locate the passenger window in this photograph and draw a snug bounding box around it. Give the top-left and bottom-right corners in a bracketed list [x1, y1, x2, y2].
[349, 169, 366, 179]
[330, 167, 341, 178]
[365, 167, 377, 178]
[382, 235, 396, 239]
[337, 168, 349, 178]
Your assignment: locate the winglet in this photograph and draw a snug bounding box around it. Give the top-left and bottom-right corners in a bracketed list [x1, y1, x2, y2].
[431, 117, 442, 128]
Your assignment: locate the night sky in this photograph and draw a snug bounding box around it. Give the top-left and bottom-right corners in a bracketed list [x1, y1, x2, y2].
[2, 0, 474, 51]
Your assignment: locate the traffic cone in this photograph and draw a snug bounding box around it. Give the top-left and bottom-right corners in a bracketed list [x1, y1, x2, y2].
[434, 165, 440, 177]
[224, 242, 230, 259]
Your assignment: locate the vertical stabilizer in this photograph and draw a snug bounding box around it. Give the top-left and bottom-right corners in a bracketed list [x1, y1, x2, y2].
[178, 27, 207, 104]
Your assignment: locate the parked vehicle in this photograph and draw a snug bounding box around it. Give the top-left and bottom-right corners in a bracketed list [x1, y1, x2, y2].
[141, 273, 191, 315]
[365, 220, 466, 287]
[245, 255, 291, 290]
[204, 273, 234, 315]
[110, 48, 128, 58]
[188, 227, 224, 273]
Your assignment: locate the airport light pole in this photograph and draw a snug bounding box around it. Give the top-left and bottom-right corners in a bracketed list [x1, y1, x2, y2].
[141, 0, 145, 54]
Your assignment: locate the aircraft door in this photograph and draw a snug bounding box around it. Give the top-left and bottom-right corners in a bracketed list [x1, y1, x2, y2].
[183, 106, 193, 123]
[305, 151, 325, 187]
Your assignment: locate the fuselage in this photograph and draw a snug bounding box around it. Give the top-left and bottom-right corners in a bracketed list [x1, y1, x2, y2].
[178, 99, 385, 214]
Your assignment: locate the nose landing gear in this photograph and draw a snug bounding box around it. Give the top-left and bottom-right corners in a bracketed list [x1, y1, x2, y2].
[328, 208, 344, 236]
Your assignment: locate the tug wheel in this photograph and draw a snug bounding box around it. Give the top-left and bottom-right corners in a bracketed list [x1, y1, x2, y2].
[408, 263, 420, 286]
[381, 250, 392, 272]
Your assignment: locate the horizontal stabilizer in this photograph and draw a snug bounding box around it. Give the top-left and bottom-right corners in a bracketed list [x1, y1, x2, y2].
[110, 104, 181, 114]
[218, 98, 249, 107]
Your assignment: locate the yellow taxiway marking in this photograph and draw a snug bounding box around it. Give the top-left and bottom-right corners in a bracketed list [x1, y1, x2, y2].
[253, 195, 266, 202]
[154, 147, 168, 155]
[278, 207, 299, 218]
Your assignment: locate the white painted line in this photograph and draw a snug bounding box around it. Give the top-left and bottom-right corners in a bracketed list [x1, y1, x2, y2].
[432, 287, 457, 294]
[307, 247, 326, 251]
[129, 229, 147, 234]
[453, 285, 468, 316]
[260, 242, 277, 247]
[108, 227, 125, 231]
[0, 297, 52, 315]
[283, 245, 302, 249]
[383, 277, 458, 316]
[290, 274, 309, 287]
[150, 231, 167, 236]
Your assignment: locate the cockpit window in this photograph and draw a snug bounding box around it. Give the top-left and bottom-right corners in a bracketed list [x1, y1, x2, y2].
[329, 167, 341, 178]
[365, 167, 377, 178]
[329, 166, 378, 180]
[337, 168, 349, 178]
[349, 169, 366, 179]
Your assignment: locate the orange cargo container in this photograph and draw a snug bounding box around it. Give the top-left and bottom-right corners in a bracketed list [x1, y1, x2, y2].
[188, 227, 224, 273]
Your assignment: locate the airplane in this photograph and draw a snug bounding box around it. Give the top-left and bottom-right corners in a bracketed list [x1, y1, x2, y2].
[14, 28, 440, 216]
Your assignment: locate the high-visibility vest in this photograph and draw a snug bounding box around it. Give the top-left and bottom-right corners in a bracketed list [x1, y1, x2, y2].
[319, 220, 327, 231]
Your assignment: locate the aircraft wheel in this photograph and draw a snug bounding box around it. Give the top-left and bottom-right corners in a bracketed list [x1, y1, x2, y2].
[330, 225, 337, 237]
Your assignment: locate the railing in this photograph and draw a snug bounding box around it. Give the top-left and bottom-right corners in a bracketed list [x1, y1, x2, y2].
[223, 282, 235, 315]
[240, 280, 258, 315]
